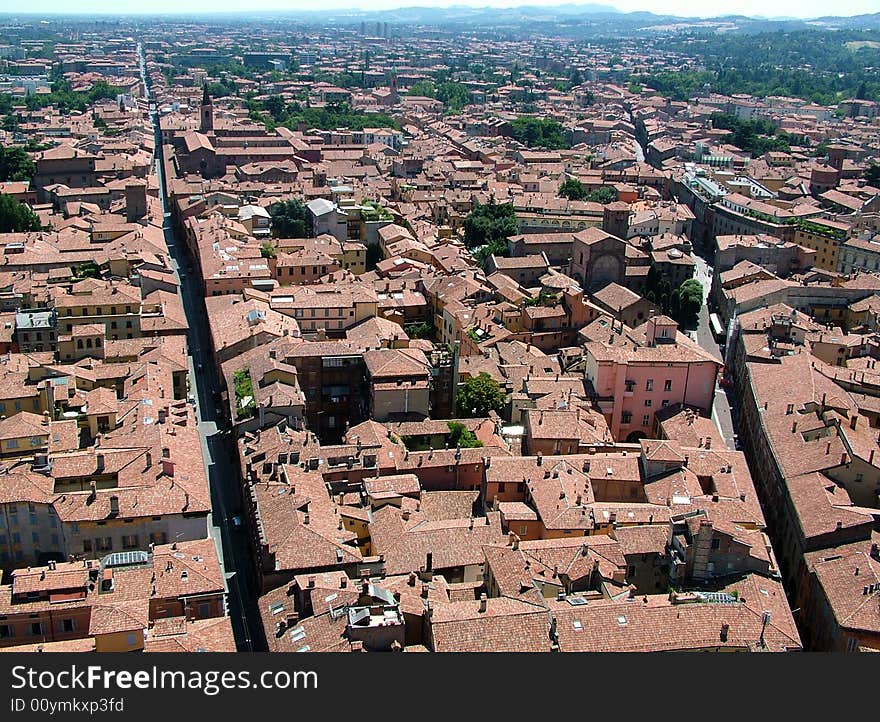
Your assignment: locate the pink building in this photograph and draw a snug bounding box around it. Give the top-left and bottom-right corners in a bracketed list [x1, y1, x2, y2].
[583, 316, 720, 442]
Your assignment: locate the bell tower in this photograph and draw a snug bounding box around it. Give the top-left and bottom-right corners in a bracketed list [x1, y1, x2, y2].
[200, 84, 213, 133]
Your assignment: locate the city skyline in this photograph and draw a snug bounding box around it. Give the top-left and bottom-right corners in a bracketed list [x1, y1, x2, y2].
[2, 0, 878, 19]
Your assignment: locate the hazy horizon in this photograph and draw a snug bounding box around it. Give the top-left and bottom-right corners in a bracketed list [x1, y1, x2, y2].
[1, 0, 877, 20]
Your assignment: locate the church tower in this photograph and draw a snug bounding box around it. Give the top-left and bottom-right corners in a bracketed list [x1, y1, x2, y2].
[388, 71, 398, 105]
[200, 85, 213, 133]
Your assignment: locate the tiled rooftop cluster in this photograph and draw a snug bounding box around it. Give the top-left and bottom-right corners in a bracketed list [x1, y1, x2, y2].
[2, 12, 879, 653]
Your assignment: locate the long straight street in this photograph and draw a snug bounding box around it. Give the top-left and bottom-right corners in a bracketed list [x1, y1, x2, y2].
[139, 46, 264, 652]
[692, 251, 737, 448]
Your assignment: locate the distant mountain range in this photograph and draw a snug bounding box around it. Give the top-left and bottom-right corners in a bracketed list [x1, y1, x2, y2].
[253, 5, 880, 33]
[2, 5, 880, 32]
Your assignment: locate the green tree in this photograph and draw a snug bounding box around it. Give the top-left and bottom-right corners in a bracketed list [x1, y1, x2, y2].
[462, 198, 517, 250]
[260, 241, 277, 259]
[865, 162, 880, 188]
[447, 421, 483, 448]
[710, 113, 790, 156]
[73, 261, 101, 279]
[0, 194, 41, 233]
[404, 321, 433, 339]
[584, 187, 618, 204]
[509, 116, 569, 150]
[672, 279, 703, 326]
[559, 178, 588, 201]
[269, 199, 312, 238]
[456, 373, 506, 418]
[233, 369, 255, 420]
[406, 80, 436, 98]
[0, 146, 35, 182]
[263, 95, 287, 123]
[435, 81, 469, 111]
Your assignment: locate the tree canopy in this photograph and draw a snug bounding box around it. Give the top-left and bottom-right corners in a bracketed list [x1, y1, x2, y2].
[628, 30, 880, 105]
[509, 116, 569, 150]
[0, 146, 35, 183]
[447, 421, 483, 448]
[24, 79, 120, 113]
[0, 194, 41, 234]
[248, 97, 399, 133]
[463, 198, 517, 258]
[456, 373, 506, 418]
[710, 113, 792, 156]
[269, 199, 313, 239]
[559, 179, 618, 204]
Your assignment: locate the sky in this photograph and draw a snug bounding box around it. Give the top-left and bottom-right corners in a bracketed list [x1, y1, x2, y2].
[4, 0, 878, 18]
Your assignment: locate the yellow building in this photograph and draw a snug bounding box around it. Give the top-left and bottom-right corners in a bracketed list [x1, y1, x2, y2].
[793, 218, 852, 272]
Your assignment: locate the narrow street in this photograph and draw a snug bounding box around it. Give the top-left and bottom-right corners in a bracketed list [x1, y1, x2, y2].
[139, 45, 264, 652]
[692, 253, 737, 448]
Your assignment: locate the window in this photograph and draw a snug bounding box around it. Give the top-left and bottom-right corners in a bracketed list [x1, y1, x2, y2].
[126, 633, 137, 647]
[662, 400, 669, 408]
[30, 622, 44, 637]
[7, 439, 18, 450]
[644, 399, 652, 407]
[122, 535, 138, 550]
[642, 414, 650, 426]
[664, 380, 672, 392]
[711, 538, 721, 550]
[645, 379, 653, 391]
[624, 380, 635, 392]
[198, 602, 211, 618]
[846, 636, 858, 653]
[82, 539, 92, 553]
[61, 619, 75, 633]
[498, 482, 506, 493]
[621, 411, 632, 425]
[0, 624, 13, 639]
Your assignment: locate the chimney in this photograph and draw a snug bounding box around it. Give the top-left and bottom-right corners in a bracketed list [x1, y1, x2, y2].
[340, 576, 348, 589]
[421, 583, 429, 599]
[307, 576, 315, 588]
[720, 623, 729, 642]
[850, 415, 858, 430]
[303, 513, 310, 525]
[478, 593, 487, 613]
[408, 572, 416, 587]
[537, 452, 543, 466]
[145, 451, 152, 469]
[109, 495, 119, 516]
[705, 436, 711, 449]
[425, 552, 433, 572]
